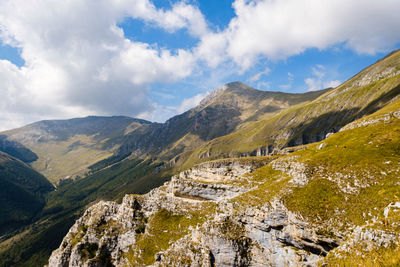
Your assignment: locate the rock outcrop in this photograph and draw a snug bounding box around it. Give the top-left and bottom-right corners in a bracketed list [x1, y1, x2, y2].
[47, 158, 340, 267]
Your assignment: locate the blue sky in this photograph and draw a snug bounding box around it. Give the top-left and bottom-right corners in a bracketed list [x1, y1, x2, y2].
[0, 0, 399, 130]
[117, 0, 393, 109]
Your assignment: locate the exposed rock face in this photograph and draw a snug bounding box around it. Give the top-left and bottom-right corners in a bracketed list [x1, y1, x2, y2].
[169, 159, 267, 201]
[48, 158, 340, 267]
[159, 201, 338, 267]
[339, 110, 400, 132]
[169, 179, 248, 201]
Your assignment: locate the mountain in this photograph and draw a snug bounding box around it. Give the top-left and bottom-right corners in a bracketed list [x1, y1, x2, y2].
[1, 50, 400, 266]
[179, 49, 400, 168]
[0, 151, 53, 235]
[45, 50, 400, 266]
[116, 82, 330, 160]
[0, 85, 328, 267]
[1, 116, 151, 183]
[0, 85, 328, 184]
[48, 95, 400, 266]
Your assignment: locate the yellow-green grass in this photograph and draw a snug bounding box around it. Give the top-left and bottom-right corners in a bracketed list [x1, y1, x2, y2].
[125, 204, 215, 266]
[26, 135, 114, 183]
[322, 244, 400, 266]
[228, 164, 291, 213]
[179, 50, 400, 169]
[282, 113, 400, 230]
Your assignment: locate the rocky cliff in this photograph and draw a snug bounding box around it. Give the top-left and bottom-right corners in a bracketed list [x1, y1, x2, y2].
[47, 157, 341, 267]
[48, 96, 400, 266]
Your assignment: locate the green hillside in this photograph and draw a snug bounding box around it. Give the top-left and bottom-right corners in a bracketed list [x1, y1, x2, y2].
[1, 116, 150, 183]
[116, 82, 330, 160]
[240, 96, 400, 265]
[0, 152, 53, 235]
[180, 50, 400, 168]
[0, 156, 170, 267]
[0, 135, 38, 163]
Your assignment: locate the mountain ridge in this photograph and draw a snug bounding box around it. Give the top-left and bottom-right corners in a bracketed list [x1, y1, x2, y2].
[177, 50, 400, 169]
[115, 83, 330, 160]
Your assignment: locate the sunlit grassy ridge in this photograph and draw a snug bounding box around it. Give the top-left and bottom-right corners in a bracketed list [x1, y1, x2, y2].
[284, 107, 400, 227]
[28, 134, 114, 183]
[210, 97, 400, 264]
[117, 82, 329, 164]
[179, 51, 400, 168]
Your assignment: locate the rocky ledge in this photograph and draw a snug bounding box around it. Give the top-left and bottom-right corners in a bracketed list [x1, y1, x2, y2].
[47, 157, 345, 267]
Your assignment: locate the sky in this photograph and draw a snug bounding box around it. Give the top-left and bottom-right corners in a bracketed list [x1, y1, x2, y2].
[0, 0, 400, 131]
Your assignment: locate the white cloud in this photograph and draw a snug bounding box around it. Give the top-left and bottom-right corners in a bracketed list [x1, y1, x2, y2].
[305, 78, 320, 92]
[196, 32, 228, 67]
[144, 92, 209, 123]
[305, 65, 341, 91]
[0, 0, 205, 127]
[0, 0, 400, 129]
[121, 0, 209, 38]
[199, 0, 400, 70]
[153, 91, 175, 100]
[324, 80, 341, 89]
[248, 67, 271, 82]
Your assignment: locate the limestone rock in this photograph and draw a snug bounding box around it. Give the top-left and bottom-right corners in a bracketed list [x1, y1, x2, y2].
[48, 158, 341, 267]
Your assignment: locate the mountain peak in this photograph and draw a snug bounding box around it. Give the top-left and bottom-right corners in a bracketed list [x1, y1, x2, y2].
[225, 81, 256, 91]
[198, 82, 257, 108]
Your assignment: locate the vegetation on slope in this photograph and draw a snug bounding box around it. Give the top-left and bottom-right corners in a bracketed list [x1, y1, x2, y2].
[0, 152, 53, 235]
[116, 82, 329, 161]
[226, 97, 400, 265]
[125, 206, 213, 266]
[0, 156, 171, 267]
[1, 116, 150, 183]
[0, 135, 38, 163]
[179, 50, 400, 168]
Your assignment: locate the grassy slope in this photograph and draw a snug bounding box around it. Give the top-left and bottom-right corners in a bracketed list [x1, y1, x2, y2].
[176, 51, 400, 170]
[0, 152, 53, 235]
[2, 116, 149, 183]
[28, 134, 114, 183]
[125, 205, 215, 266]
[225, 97, 400, 265]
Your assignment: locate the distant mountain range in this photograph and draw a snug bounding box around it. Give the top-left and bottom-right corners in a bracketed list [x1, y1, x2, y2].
[0, 84, 328, 183]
